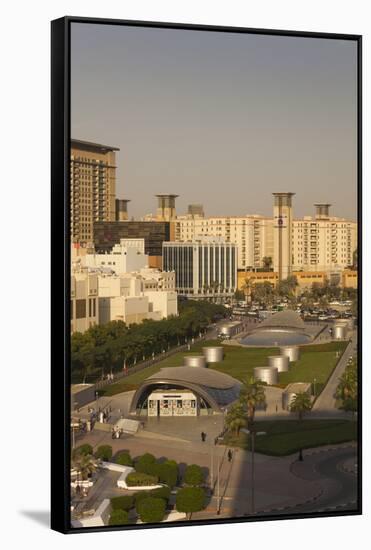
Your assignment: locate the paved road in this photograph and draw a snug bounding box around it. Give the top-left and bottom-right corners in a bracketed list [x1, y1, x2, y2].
[312, 331, 357, 413]
[258, 446, 358, 516]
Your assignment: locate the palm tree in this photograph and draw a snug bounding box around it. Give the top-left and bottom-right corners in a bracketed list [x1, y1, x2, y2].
[242, 277, 254, 304]
[290, 392, 312, 421]
[72, 453, 99, 481]
[262, 256, 273, 271]
[225, 401, 247, 436]
[240, 377, 267, 427]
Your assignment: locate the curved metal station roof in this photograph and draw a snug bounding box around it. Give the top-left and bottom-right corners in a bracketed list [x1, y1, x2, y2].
[257, 310, 306, 331]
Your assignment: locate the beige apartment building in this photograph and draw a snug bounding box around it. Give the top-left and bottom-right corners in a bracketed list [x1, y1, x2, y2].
[291, 205, 357, 273]
[71, 272, 99, 333]
[70, 139, 118, 246]
[174, 197, 356, 278]
[174, 215, 274, 271]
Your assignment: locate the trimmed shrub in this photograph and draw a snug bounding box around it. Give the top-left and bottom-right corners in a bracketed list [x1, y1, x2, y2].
[116, 452, 133, 466]
[157, 463, 178, 488]
[73, 444, 93, 458]
[126, 472, 158, 487]
[150, 486, 171, 502]
[176, 487, 206, 515]
[134, 491, 152, 508]
[164, 459, 178, 468]
[108, 509, 129, 526]
[184, 464, 204, 486]
[110, 495, 134, 511]
[134, 486, 171, 509]
[134, 453, 156, 474]
[95, 445, 113, 461]
[137, 497, 166, 523]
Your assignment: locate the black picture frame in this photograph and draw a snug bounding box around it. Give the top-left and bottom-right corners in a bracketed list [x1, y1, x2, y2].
[51, 16, 362, 534]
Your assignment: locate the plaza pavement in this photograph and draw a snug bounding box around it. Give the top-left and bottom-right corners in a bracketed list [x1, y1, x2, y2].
[74, 424, 323, 517]
[312, 330, 356, 413]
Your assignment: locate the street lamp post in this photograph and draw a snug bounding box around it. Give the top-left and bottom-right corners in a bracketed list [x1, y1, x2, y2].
[250, 428, 255, 515]
[210, 443, 214, 488]
[242, 427, 266, 516]
[216, 455, 221, 514]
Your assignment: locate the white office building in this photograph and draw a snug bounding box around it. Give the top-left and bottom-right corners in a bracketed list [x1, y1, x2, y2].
[163, 238, 237, 300]
[83, 238, 148, 274]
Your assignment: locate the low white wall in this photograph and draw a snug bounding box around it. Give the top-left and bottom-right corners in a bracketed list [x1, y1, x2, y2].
[71, 499, 111, 528]
[101, 461, 163, 491]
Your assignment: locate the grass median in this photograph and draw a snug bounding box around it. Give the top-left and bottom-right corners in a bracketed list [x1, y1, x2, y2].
[223, 419, 357, 456]
[99, 340, 347, 397]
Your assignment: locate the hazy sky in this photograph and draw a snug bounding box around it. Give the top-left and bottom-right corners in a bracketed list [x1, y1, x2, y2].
[71, 23, 358, 220]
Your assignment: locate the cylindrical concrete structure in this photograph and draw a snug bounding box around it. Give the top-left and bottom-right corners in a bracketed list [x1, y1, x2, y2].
[202, 347, 224, 363]
[253, 366, 278, 385]
[333, 325, 347, 340]
[280, 345, 300, 362]
[183, 355, 207, 368]
[268, 355, 290, 373]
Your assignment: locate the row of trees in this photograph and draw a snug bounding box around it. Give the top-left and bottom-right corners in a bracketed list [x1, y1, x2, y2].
[336, 359, 358, 413]
[240, 275, 356, 312]
[71, 300, 227, 383]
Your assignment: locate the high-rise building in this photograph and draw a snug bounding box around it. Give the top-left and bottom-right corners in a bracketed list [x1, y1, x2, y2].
[70, 139, 119, 246]
[163, 239, 237, 300]
[291, 204, 357, 273]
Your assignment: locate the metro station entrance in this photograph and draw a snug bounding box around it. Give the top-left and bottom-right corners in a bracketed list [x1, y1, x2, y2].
[147, 389, 198, 417]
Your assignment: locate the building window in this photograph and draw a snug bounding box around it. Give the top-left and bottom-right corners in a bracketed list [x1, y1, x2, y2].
[76, 299, 86, 319]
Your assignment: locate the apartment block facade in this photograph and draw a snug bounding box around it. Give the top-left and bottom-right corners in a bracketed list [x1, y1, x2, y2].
[70, 139, 118, 246]
[174, 201, 356, 277]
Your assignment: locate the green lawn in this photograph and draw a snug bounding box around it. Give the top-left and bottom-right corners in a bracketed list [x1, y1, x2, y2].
[224, 419, 357, 456]
[100, 339, 347, 397]
[278, 341, 347, 395]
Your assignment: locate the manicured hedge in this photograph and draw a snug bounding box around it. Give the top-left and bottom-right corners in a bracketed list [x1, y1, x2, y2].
[110, 495, 134, 511]
[184, 464, 204, 486]
[137, 497, 166, 523]
[157, 463, 178, 488]
[94, 445, 113, 461]
[149, 486, 171, 502]
[108, 509, 129, 525]
[116, 452, 133, 466]
[126, 472, 159, 487]
[134, 453, 156, 473]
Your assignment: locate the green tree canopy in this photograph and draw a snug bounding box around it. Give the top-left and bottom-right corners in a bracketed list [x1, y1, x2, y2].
[175, 487, 206, 518]
[137, 497, 166, 523]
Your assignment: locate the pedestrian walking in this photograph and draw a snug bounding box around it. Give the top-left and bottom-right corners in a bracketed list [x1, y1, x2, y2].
[201, 431, 206, 442]
[227, 449, 233, 462]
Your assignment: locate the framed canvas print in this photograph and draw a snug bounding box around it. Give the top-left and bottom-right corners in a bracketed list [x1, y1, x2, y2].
[51, 17, 362, 533]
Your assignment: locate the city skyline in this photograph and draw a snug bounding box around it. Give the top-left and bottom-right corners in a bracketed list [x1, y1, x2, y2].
[71, 23, 357, 220]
